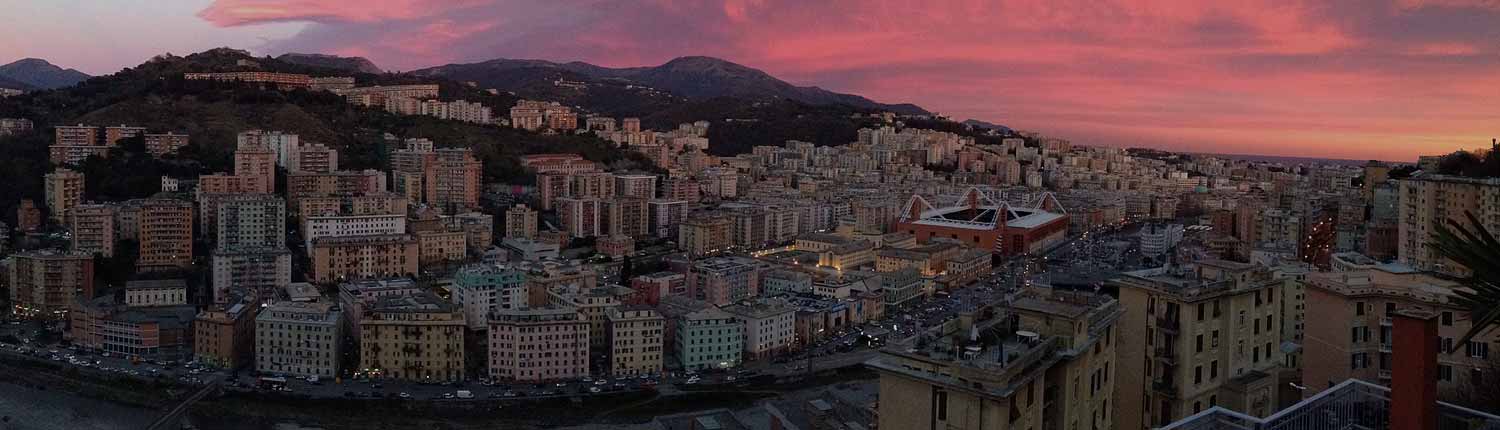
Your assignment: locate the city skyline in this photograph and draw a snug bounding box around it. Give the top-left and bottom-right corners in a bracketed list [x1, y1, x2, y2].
[3, 1, 1498, 161]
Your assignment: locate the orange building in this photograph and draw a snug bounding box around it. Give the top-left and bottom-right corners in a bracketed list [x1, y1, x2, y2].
[194, 300, 258, 369]
[136, 199, 194, 272]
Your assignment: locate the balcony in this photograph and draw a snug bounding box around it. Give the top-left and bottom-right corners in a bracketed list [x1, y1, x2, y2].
[1156, 316, 1180, 334]
[1159, 379, 1500, 430]
[1154, 346, 1178, 366]
[1152, 378, 1178, 397]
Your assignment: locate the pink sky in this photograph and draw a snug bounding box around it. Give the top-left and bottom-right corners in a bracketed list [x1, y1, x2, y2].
[9, 0, 1500, 161]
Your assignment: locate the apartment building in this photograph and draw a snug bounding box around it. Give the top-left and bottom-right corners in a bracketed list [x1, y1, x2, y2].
[558, 197, 601, 238]
[255, 301, 343, 378]
[722, 300, 796, 361]
[452, 264, 529, 330]
[358, 292, 467, 382]
[675, 307, 743, 371]
[210, 247, 292, 304]
[602, 197, 649, 238]
[290, 143, 339, 173]
[285, 169, 387, 198]
[614, 173, 658, 198]
[216, 194, 286, 250]
[867, 289, 1120, 430]
[336, 278, 424, 341]
[8, 250, 95, 319]
[415, 229, 467, 264]
[607, 306, 666, 377]
[648, 199, 688, 238]
[487, 306, 590, 382]
[1302, 266, 1499, 406]
[143, 132, 190, 157]
[68, 204, 116, 257]
[547, 284, 633, 355]
[135, 198, 194, 272]
[302, 213, 406, 250]
[678, 215, 733, 256]
[194, 300, 257, 369]
[503, 204, 538, 240]
[688, 256, 765, 306]
[1397, 174, 1500, 276]
[1112, 260, 1296, 430]
[44, 168, 84, 224]
[308, 234, 419, 283]
[233, 135, 277, 194]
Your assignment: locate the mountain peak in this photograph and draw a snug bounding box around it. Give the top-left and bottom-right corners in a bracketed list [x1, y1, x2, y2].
[0, 57, 89, 90]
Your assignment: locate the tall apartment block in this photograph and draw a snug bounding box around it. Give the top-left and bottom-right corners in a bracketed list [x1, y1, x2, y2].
[44, 168, 84, 224]
[216, 194, 286, 250]
[1397, 174, 1500, 276]
[504, 204, 538, 240]
[233, 133, 279, 193]
[135, 198, 194, 272]
[68, 203, 116, 257]
[8, 250, 95, 319]
[1111, 260, 1296, 430]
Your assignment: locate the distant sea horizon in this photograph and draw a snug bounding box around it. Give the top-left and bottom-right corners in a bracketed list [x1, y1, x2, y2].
[1186, 152, 1409, 166]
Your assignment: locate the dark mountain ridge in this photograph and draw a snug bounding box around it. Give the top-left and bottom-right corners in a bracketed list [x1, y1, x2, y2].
[0, 58, 91, 90]
[413, 55, 929, 115]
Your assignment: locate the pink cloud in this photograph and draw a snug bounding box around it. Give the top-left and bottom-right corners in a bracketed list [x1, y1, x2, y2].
[195, 0, 1500, 161]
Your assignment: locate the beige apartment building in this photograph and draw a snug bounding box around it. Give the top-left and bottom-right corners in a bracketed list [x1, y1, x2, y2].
[255, 301, 342, 378]
[678, 215, 733, 256]
[1112, 260, 1296, 430]
[867, 288, 1120, 430]
[143, 132, 190, 157]
[416, 229, 467, 264]
[1302, 266, 1499, 407]
[547, 284, 632, 355]
[308, 234, 419, 283]
[233, 138, 277, 194]
[68, 203, 116, 257]
[504, 204, 538, 240]
[8, 250, 94, 319]
[45, 168, 84, 224]
[488, 306, 590, 382]
[1397, 174, 1500, 276]
[358, 293, 467, 382]
[607, 306, 665, 377]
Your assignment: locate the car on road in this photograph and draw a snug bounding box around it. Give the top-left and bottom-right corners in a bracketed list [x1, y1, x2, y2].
[399, 392, 411, 399]
[589, 386, 601, 393]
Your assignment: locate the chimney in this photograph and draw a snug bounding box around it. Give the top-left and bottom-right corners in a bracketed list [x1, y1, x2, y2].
[1391, 310, 1439, 430]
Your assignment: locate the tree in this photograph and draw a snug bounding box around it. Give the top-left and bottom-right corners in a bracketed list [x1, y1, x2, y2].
[620, 254, 634, 282]
[1429, 211, 1500, 350]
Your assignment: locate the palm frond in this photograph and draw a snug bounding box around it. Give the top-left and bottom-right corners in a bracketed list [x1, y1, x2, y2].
[1429, 211, 1500, 352]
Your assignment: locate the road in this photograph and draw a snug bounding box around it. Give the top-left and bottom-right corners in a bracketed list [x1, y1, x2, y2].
[145, 374, 225, 430]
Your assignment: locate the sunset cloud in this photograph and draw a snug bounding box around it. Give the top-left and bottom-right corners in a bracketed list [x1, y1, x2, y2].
[195, 0, 1500, 161]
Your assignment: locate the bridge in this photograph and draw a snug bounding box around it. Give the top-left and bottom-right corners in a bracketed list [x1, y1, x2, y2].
[144, 375, 224, 430]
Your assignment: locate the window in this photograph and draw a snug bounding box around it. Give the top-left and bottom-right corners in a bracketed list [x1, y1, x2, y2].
[1253, 346, 1260, 363]
[936, 389, 948, 420]
[1351, 327, 1360, 344]
[1194, 401, 1202, 414]
[1438, 364, 1454, 382]
[1197, 303, 1206, 321]
[1195, 366, 1203, 384]
[1212, 330, 1220, 347]
[1210, 360, 1219, 380]
[1472, 369, 1484, 384]
[1213, 300, 1222, 317]
[1356, 302, 1365, 316]
[1441, 312, 1453, 326]
[1386, 302, 1395, 313]
[1196, 335, 1204, 353]
[1467, 341, 1490, 359]
[1209, 395, 1217, 407]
